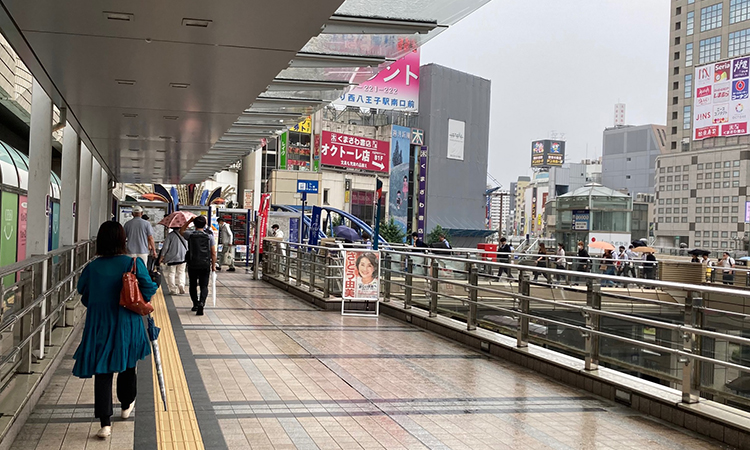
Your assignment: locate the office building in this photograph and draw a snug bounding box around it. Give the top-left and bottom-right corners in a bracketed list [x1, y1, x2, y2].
[602, 125, 667, 196]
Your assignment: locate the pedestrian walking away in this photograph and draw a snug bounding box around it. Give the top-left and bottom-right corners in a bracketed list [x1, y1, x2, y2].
[643, 252, 657, 280]
[554, 243, 567, 283]
[216, 217, 236, 272]
[721, 252, 735, 285]
[497, 237, 513, 278]
[615, 246, 628, 276]
[72, 221, 158, 439]
[180, 215, 217, 316]
[533, 242, 550, 282]
[124, 205, 156, 265]
[159, 227, 187, 295]
[623, 245, 638, 277]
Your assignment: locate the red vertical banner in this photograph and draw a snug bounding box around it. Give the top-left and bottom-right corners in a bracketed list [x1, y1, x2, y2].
[17, 195, 27, 261]
[258, 193, 271, 254]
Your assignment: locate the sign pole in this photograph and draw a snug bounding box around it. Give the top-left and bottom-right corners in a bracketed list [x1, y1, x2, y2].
[300, 192, 306, 244]
[373, 178, 383, 250]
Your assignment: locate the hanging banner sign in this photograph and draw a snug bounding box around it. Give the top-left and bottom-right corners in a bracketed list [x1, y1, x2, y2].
[417, 146, 428, 240]
[258, 193, 271, 254]
[320, 130, 390, 173]
[309, 206, 322, 247]
[342, 250, 380, 301]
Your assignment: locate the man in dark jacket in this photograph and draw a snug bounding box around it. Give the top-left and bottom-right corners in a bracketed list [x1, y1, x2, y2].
[497, 237, 513, 278]
[180, 216, 217, 316]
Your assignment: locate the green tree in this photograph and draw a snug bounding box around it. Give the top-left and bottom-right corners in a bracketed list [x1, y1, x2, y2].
[378, 218, 406, 243]
[426, 225, 450, 245]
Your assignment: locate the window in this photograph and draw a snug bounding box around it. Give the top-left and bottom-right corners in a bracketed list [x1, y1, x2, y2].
[704, 231, 711, 237]
[715, 171, 722, 178]
[660, 168, 665, 173]
[688, 10, 695, 35]
[723, 206, 730, 213]
[674, 67, 680, 76]
[659, 199, 665, 205]
[706, 217, 712, 223]
[706, 173, 712, 179]
[705, 197, 711, 203]
[676, 175, 681, 181]
[714, 207, 721, 213]
[722, 241, 729, 247]
[674, 51, 681, 61]
[667, 199, 673, 205]
[666, 217, 672, 223]
[659, 176, 665, 182]
[733, 196, 740, 202]
[676, 185, 681, 191]
[715, 182, 722, 188]
[676, 166, 682, 173]
[686, 42, 694, 66]
[725, 161, 732, 168]
[676, 21, 682, 31]
[713, 241, 720, 247]
[714, 197, 721, 202]
[698, 173, 704, 180]
[667, 176, 674, 182]
[696, 207, 702, 213]
[683, 106, 692, 129]
[676, 36, 682, 45]
[697, 183, 703, 189]
[658, 217, 664, 222]
[676, 6, 682, 15]
[684, 184, 690, 190]
[729, 28, 750, 57]
[731, 0, 750, 24]
[734, 170, 740, 177]
[733, 206, 739, 213]
[722, 231, 729, 238]
[323, 189, 330, 205]
[706, 163, 713, 169]
[625, 175, 631, 179]
[724, 181, 731, 187]
[684, 165, 690, 171]
[682, 217, 689, 223]
[734, 160, 741, 167]
[698, 163, 704, 170]
[667, 185, 673, 191]
[682, 207, 689, 214]
[685, 74, 693, 98]
[658, 208, 665, 214]
[695, 240, 701, 245]
[723, 217, 730, 223]
[733, 180, 740, 187]
[668, 167, 674, 173]
[714, 217, 720, 223]
[695, 231, 702, 237]
[666, 208, 672, 214]
[697, 219, 702, 224]
[697, 198, 703, 203]
[725, 171, 731, 178]
[699, 36, 722, 64]
[723, 196, 730, 202]
[732, 215, 740, 222]
[701, 4, 723, 31]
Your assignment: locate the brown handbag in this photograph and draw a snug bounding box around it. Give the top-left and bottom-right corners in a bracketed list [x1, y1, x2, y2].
[120, 258, 154, 316]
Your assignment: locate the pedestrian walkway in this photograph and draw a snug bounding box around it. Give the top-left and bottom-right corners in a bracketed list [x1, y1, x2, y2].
[8, 273, 727, 450]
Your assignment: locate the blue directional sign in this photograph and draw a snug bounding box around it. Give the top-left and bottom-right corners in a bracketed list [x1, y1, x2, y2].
[296, 180, 319, 194]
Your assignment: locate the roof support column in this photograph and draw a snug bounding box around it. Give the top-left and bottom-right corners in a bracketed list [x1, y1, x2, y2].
[27, 78, 52, 256]
[76, 144, 92, 242]
[60, 123, 78, 247]
[27, 78, 52, 361]
[89, 159, 102, 237]
[100, 168, 110, 224]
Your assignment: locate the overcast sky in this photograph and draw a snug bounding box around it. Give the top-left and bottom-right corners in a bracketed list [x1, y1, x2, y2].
[420, 0, 670, 189]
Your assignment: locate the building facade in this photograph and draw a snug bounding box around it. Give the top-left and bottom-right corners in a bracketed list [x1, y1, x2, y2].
[602, 125, 667, 196]
[488, 189, 510, 238]
[668, 0, 750, 153]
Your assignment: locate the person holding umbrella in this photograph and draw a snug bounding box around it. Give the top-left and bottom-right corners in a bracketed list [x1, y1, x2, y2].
[73, 221, 158, 439]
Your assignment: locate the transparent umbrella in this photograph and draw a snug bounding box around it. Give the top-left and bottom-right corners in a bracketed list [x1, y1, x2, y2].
[147, 315, 167, 411]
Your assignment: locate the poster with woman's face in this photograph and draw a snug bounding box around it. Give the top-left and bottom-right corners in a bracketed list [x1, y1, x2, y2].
[342, 250, 380, 300]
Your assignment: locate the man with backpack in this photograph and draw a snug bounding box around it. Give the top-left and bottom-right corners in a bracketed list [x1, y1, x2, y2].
[179, 215, 217, 316]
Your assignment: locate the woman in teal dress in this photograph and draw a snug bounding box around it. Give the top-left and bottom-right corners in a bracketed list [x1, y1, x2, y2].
[73, 221, 157, 439]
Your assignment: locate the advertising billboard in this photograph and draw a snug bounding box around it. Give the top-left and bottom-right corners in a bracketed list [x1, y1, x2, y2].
[388, 126, 410, 240]
[530, 140, 565, 167]
[334, 49, 420, 112]
[320, 131, 390, 173]
[694, 57, 750, 140]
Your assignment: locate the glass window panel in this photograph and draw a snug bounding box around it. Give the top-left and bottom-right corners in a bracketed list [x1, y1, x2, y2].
[699, 36, 721, 64]
[729, 28, 750, 57]
[731, 0, 750, 24]
[701, 3, 723, 31]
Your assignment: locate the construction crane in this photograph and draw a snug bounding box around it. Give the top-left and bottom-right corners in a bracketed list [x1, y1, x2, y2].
[487, 172, 502, 189]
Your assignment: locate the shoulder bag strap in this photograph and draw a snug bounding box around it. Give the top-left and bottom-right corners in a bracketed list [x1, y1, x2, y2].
[131, 257, 138, 274]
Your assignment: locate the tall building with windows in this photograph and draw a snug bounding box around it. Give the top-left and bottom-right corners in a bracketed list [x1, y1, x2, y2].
[656, 1, 750, 253]
[668, 0, 750, 153]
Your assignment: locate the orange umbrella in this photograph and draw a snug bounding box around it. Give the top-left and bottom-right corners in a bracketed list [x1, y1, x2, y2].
[633, 246, 657, 253]
[589, 241, 615, 251]
[142, 193, 168, 202]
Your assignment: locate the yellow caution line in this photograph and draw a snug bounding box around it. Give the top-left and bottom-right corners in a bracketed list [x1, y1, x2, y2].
[150, 288, 205, 450]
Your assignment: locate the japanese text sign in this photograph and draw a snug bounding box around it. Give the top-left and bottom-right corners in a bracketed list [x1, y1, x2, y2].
[694, 57, 750, 140]
[334, 50, 420, 112]
[417, 146, 428, 240]
[320, 131, 390, 173]
[342, 250, 380, 301]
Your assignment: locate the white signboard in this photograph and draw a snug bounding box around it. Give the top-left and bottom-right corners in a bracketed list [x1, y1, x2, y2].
[588, 232, 632, 254]
[694, 58, 750, 140]
[447, 119, 465, 160]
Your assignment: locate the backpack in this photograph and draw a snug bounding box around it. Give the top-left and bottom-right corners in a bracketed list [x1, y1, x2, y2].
[187, 231, 211, 270]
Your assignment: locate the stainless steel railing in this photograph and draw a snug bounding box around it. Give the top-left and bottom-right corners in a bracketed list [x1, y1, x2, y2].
[0, 240, 95, 388]
[262, 239, 750, 411]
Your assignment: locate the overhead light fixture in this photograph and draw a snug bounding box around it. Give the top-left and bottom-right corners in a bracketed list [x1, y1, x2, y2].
[126, 134, 139, 138]
[169, 83, 190, 89]
[291, 52, 386, 69]
[104, 11, 133, 22]
[159, 136, 172, 140]
[267, 78, 351, 91]
[128, 148, 139, 152]
[163, 115, 179, 120]
[252, 97, 325, 107]
[182, 18, 212, 28]
[122, 113, 138, 118]
[116, 79, 136, 86]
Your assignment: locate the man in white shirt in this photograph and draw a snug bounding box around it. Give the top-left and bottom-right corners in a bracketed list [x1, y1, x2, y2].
[721, 252, 735, 285]
[622, 245, 638, 277]
[615, 246, 628, 276]
[216, 217, 236, 272]
[270, 224, 284, 239]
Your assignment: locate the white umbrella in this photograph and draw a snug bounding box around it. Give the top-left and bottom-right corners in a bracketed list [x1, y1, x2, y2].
[212, 271, 217, 307]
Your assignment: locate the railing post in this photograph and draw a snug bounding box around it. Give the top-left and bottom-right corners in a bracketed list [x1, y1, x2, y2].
[323, 250, 331, 298]
[296, 247, 302, 286]
[284, 245, 291, 282]
[383, 254, 391, 302]
[18, 269, 33, 374]
[585, 279, 601, 371]
[309, 251, 317, 293]
[517, 269, 530, 348]
[429, 259, 439, 317]
[682, 291, 701, 404]
[404, 257, 413, 309]
[468, 264, 478, 331]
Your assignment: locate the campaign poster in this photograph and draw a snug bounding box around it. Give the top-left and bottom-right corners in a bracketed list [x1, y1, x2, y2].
[342, 250, 380, 301]
[388, 125, 410, 240]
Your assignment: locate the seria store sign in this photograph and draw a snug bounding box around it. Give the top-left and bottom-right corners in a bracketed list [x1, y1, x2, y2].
[320, 130, 390, 173]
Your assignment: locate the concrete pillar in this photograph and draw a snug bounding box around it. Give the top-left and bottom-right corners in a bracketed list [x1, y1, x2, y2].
[100, 168, 109, 223]
[89, 159, 102, 237]
[76, 143, 92, 242]
[27, 79, 52, 256]
[60, 123, 78, 247]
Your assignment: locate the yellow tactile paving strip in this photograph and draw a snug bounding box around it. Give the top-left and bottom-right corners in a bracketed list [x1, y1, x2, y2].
[150, 288, 205, 450]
